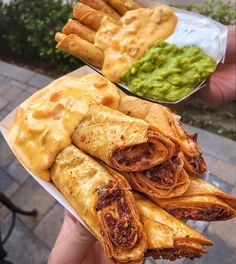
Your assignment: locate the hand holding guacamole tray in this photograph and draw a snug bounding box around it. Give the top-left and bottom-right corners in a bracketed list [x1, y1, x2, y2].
[55, 0, 227, 104]
[1, 66, 236, 263]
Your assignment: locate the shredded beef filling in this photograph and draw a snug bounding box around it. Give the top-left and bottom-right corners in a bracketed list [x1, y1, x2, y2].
[96, 181, 138, 248]
[146, 248, 202, 261]
[104, 213, 137, 248]
[114, 142, 155, 166]
[169, 206, 231, 221]
[189, 133, 198, 142]
[145, 156, 181, 187]
[185, 154, 206, 174]
[95, 181, 123, 211]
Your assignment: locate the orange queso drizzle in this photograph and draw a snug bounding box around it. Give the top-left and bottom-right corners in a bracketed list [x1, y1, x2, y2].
[95, 5, 178, 82]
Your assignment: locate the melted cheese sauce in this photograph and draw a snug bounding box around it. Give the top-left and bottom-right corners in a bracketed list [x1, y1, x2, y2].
[95, 5, 178, 82]
[7, 73, 120, 181]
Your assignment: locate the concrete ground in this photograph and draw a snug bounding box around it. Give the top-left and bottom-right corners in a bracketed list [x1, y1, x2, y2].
[0, 60, 236, 264]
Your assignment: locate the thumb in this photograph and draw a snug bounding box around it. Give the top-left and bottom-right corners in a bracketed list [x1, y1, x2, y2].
[48, 210, 96, 264]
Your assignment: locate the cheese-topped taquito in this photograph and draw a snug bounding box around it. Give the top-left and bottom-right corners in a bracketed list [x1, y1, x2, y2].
[72, 104, 179, 172]
[122, 157, 190, 198]
[51, 145, 147, 263]
[150, 177, 236, 221]
[118, 93, 207, 176]
[135, 193, 212, 261]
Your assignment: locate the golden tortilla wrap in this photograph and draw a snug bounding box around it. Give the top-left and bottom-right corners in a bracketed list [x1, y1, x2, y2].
[62, 19, 96, 43]
[81, 0, 121, 20]
[135, 193, 212, 261]
[105, 0, 140, 15]
[72, 104, 179, 172]
[55, 33, 104, 68]
[122, 158, 190, 198]
[118, 93, 207, 176]
[51, 145, 147, 263]
[150, 177, 236, 221]
[73, 2, 108, 31]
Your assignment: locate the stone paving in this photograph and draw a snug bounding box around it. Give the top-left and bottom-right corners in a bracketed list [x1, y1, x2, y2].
[0, 60, 236, 264]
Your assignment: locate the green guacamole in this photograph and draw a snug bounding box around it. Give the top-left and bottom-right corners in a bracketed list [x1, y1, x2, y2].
[121, 41, 217, 102]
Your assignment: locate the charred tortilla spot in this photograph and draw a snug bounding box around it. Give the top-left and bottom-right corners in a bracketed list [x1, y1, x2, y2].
[80, 135, 86, 143]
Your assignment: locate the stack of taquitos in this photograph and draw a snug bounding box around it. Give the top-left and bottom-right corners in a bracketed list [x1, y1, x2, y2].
[72, 104, 190, 198]
[7, 69, 236, 262]
[118, 93, 208, 177]
[149, 177, 236, 221]
[51, 144, 213, 263]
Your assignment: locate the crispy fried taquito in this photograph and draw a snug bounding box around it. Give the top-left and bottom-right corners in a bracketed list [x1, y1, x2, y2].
[62, 19, 96, 43]
[122, 157, 190, 198]
[51, 145, 147, 263]
[150, 177, 236, 221]
[72, 104, 179, 172]
[105, 0, 141, 15]
[81, 0, 121, 20]
[135, 193, 212, 261]
[118, 93, 207, 176]
[55, 33, 104, 68]
[73, 3, 108, 31]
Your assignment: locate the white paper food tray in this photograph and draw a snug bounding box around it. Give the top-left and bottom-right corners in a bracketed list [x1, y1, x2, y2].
[88, 0, 228, 105]
[0, 64, 209, 241]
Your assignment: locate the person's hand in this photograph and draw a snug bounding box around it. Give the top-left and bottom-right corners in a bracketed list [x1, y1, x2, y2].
[198, 63, 235, 104]
[48, 210, 111, 264]
[198, 25, 236, 104]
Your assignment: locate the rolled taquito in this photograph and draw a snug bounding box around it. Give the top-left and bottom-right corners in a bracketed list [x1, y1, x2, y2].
[51, 145, 147, 263]
[55, 33, 104, 68]
[105, 0, 141, 15]
[80, 0, 121, 20]
[73, 3, 108, 31]
[72, 104, 179, 172]
[150, 177, 236, 221]
[123, 157, 190, 198]
[62, 19, 96, 43]
[118, 93, 207, 176]
[135, 193, 212, 261]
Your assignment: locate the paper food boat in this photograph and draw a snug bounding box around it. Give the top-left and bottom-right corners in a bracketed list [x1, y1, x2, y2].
[0, 65, 209, 235]
[86, 0, 228, 105]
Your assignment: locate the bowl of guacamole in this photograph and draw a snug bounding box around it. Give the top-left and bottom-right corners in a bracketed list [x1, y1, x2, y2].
[121, 41, 217, 103]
